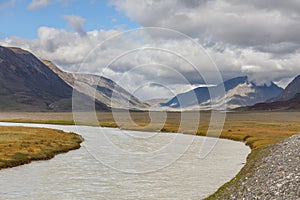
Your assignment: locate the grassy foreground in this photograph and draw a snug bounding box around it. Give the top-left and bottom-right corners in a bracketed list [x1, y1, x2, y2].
[0, 111, 299, 198]
[0, 126, 83, 170]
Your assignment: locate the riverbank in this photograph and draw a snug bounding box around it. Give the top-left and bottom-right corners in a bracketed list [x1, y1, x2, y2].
[0, 126, 83, 170]
[0, 123, 249, 199]
[206, 133, 300, 199]
[1, 111, 299, 149]
[0, 111, 299, 199]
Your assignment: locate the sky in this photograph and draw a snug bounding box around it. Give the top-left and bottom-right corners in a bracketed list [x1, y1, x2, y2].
[0, 0, 299, 100]
[0, 0, 139, 38]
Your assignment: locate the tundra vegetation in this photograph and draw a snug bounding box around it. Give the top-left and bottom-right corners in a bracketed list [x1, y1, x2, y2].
[0, 126, 83, 170]
[0, 111, 299, 198]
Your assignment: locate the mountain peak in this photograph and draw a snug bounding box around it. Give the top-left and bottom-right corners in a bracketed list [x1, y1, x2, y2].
[223, 76, 248, 91]
[272, 75, 300, 102]
[0, 45, 77, 111]
[41, 58, 148, 109]
[161, 76, 283, 110]
[0, 46, 147, 111]
[7, 47, 31, 55]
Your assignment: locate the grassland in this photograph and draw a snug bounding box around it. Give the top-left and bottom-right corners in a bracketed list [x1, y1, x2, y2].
[0, 126, 83, 170]
[1, 111, 299, 155]
[0, 111, 299, 198]
[3, 111, 297, 149]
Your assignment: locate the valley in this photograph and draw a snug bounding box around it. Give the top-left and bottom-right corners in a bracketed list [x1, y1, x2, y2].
[0, 43, 299, 200]
[1, 111, 299, 198]
[1, 1, 299, 199]
[1, 111, 300, 149]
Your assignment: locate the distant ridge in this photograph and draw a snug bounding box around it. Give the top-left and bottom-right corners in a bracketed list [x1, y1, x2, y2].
[42, 60, 148, 109]
[271, 75, 300, 102]
[161, 76, 283, 110]
[245, 75, 300, 111]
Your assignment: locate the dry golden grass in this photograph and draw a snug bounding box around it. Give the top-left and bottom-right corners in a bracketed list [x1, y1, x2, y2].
[97, 111, 300, 149]
[0, 111, 299, 149]
[0, 126, 83, 170]
[0, 111, 299, 198]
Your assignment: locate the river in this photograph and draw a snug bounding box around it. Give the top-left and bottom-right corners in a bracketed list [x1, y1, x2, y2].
[0, 122, 250, 199]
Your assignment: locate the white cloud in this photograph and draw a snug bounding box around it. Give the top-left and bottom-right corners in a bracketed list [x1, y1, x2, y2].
[0, 27, 225, 97]
[62, 15, 87, 36]
[274, 76, 296, 89]
[27, 0, 49, 10]
[1, 26, 299, 99]
[110, 0, 300, 51]
[1, 0, 300, 99]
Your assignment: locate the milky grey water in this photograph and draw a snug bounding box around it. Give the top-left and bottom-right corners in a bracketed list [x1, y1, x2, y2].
[0, 122, 250, 199]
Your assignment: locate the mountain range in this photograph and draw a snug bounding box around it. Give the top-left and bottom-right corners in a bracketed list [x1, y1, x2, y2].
[245, 75, 300, 110]
[42, 60, 148, 109]
[0, 45, 298, 111]
[0, 46, 147, 111]
[161, 76, 284, 109]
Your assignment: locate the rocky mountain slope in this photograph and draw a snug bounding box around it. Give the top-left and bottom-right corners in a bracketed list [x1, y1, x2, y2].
[246, 94, 300, 110]
[0, 46, 73, 111]
[161, 77, 283, 110]
[0, 46, 146, 111]
[246, 75, 300, 110]
[42, 60, 148, 109]
[144, 98, 170, 107]
[271, 75, 300, 102]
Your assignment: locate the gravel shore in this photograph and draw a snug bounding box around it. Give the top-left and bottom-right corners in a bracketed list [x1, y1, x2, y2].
[208, 133, 300, 200]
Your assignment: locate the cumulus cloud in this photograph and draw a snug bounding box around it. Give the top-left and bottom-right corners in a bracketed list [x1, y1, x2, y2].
[0, 27, 228, 96]
[111, 0, 300, 51]
[1, 26, 299, 100]
[109, 0, 300, 85]
[62, 15, 87, 36]
[27, 0, 49, 10]
[1, 0, 300, 99]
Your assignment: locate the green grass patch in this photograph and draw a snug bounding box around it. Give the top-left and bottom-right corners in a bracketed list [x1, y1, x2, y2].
[13, 152, 28, 160]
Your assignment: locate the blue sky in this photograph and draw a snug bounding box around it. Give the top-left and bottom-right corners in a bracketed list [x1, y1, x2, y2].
[0, 0, 298, 98]
[0, 0, 139, 39]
